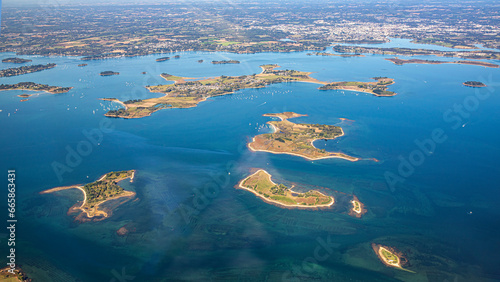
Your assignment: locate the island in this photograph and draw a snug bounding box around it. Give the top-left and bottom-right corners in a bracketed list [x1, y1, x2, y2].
[0, 266, 31, 281]
[198, 60, 204, 63]
[17, 94, 31, 98]
[100, 71, 119, 76]
[78, 63, 88, 67]
[463, 81, 486, 87]
[156, 57, 170, 62]
[238, 169, 334, 208]
[319, 77, 396, 96]
[372, 244, 414, 273]
[40, 170, 136, 220]
[248, 112, 358, 161]
[2, 57, 32, 64]
[0, 82, 72, 94]
[0, 63, 56, 77]
[386, 58, 499, 68]
[307, 52, 364, 57]
[349, 195, 367, 218]
[211, 60, 240, 64]
[103, 64, 396, 119]
[174, 55, 180, 59]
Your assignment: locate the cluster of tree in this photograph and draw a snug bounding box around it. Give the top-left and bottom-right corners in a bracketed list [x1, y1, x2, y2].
[270, 184, 289, 195]
[83, 180, 124, 204]
[2, 57, 32, 63]
[0, 63, 56, 77]
[124, 99, 142, 104]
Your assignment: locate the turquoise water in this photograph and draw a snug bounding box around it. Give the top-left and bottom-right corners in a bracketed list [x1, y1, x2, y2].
[1, 48, 500, 281]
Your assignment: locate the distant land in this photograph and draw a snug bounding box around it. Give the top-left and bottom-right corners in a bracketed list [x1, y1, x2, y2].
[40, 170, 136, 221]
[104, 64, 396, 118]
[78, 63, 87, 67]
[2, 57, 32, 64]
[248, 112, 359, 161]
[0, 63, 56, 77]
[386, 57, 499, 68]
[307, 52, 364, 57]
[0, 82, 72, 94]
[238, 169, 334, 208]
[156, 57, 170, 62]
[211, 60, 240, 64]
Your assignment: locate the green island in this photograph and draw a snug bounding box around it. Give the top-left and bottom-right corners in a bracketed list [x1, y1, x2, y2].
[211, 60, 240, 64]
[386, 57, 498, 68]
[0, 82, 72, 94]
[319, 77, 395, 96]
[307, 52, 364, 57]
[156, 57, 170, 62]
[100, 71, 120, 76]
[0, 63, 56, 77]
[463, 81, 486, 87]
[2, 57, 32, 64]
[372, 244, 415, 273]
[104, 64, 396, 119]
[238, 169, 334, 208]
[248, 112, 359, 161]
[40, 170, 136, 219]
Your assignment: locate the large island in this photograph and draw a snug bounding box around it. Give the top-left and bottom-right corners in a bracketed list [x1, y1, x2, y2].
[104, 64, 396, 119]
[248, 112, 358, 161]
[0, 82, 72, 94]
[40, 170, 136, 220]
[0, 63, 56, 77]
[238, 169, 333, 208]
[386, 58, 498, 68]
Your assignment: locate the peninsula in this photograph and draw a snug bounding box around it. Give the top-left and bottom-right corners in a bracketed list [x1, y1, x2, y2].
[100, 71, 119, 76]
[104, 64, 396, 119]
[238, 169, 334, 208]
[372, 244, 415, 273]
[0, 63, 56, 77]
[319, 77, 395, 96]
[0, 82, 72, 94]
[386, 58, 499, 68]
[463, 81, 486, 87]
[248, 112, 358, 161]
[2, 57, 32, 64]
[40, 170, 136, 219]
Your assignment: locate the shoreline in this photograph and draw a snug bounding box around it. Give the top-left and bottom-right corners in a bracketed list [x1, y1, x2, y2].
[237, 169, 334, 208]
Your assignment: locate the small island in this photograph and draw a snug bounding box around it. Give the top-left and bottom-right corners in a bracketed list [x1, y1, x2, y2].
[0, 82, 72, 94]
[40, 170, 136, 220]
[248, 112, 358, 161]
[307, 52, 364, 57]
[174, 55, 181, 59]
[386, 57, 499, 68]
[156, 57, 170, 62]
[319, 77, 396, 96]
[372, 244, 414, 273]
[238, 169, 334, 208]
[198, 59, 204, 63]
[349, 195, 367, 218]
[78, 63, 88, 67]
[0, 63, 56, 77]
[100, 71, 119, 76]
[211, 60, 240, 64]
[2, 57, 32, 64]
[104, 64, 396, 119]
[463, 81, 486, 87]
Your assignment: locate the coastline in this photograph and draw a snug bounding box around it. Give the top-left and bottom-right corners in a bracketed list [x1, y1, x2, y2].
[237, 169, 334, 209]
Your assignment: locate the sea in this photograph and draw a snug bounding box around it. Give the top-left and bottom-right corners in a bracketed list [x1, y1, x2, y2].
[1, 39, 499, 281]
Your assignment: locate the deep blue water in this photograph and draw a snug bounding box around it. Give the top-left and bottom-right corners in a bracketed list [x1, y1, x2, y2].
[1, 45, 500, 281]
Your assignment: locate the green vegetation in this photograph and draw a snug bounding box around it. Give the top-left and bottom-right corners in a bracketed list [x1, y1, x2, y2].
[0, 82, 72, 94]
[319, 77, 395, 96]
[83, 170, 133, 207]
[249, 112, 358, 161]
[240, 170, 333, 207]
[0, 63, 56, 77]
[2, 57, 32, 64]
[463, 81, 486, 87]
[381, 248, 399, 264]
